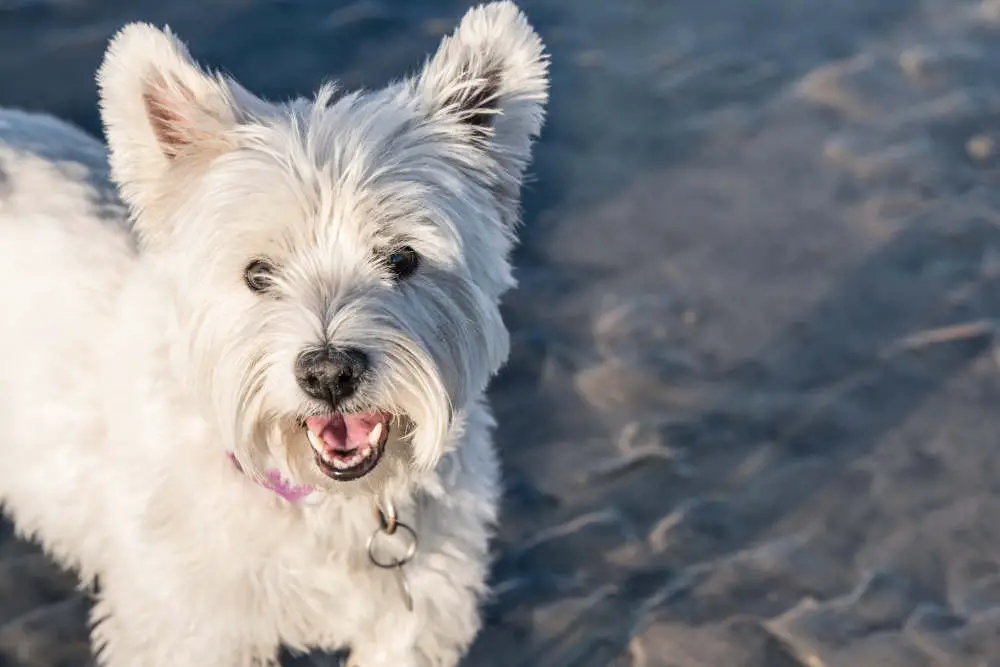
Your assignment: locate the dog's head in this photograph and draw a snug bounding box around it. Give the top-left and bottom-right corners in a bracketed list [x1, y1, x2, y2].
[97, 2, 548, 492]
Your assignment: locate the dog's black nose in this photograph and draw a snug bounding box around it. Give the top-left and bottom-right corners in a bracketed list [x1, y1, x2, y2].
[294, 346, 369, 405]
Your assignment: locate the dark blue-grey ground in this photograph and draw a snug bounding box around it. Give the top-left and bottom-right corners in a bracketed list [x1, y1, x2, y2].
[4, 0, 1000, 665]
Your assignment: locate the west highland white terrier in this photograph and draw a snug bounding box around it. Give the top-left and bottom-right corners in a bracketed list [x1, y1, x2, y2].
[0, 3, 547, 665]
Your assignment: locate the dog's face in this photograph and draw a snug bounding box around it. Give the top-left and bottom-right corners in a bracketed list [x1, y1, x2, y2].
[97, 2, 548, 492]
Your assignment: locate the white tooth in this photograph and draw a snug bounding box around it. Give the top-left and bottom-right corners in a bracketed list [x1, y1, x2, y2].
[360, 445, 372, 458]
[368, 422, 383, 447]
[307, 429, 324, 452]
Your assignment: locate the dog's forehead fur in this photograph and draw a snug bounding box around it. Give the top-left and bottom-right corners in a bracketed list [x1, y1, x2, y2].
[203, 84, 507, 272]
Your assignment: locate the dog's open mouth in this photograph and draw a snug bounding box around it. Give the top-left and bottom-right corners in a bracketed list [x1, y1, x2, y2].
[305, 412, 391, 481]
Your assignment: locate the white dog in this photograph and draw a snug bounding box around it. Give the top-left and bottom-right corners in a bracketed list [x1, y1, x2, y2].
[0, 3, 547, 665]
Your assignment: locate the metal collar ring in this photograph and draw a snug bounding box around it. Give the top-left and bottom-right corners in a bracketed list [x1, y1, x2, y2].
[367, 520, 418, 569]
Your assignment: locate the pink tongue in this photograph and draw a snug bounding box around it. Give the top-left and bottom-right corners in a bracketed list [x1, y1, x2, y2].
[306, 413, 384, 453]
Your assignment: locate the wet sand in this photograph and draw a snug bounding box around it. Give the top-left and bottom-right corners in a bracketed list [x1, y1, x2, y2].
[3, 0, 1000, 665]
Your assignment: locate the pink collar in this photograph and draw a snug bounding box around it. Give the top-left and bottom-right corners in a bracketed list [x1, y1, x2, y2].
[227, 452, 314, 503]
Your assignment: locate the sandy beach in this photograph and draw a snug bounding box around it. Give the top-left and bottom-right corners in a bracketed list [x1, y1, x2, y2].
[3, 0, 1000, 665]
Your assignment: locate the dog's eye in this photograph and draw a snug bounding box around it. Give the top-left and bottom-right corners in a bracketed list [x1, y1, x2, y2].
[385, 246, 419, 280]
[244, 259, 275, 293]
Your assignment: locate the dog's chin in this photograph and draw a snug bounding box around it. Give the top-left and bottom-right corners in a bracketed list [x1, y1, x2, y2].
[300, 410, 394, 482]
[312, 446, 383, 482]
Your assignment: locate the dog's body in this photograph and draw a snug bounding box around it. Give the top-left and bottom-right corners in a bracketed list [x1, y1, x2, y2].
[0, 4, 547, 666]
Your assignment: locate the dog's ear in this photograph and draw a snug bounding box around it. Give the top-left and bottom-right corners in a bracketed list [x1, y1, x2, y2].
[98, 23, 265, 244]
[415, 2, 549, 196]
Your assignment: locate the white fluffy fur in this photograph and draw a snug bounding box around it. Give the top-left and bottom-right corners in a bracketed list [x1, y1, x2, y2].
[0, 3, 547, 666]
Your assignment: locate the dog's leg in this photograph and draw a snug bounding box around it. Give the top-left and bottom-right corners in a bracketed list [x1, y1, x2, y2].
[89, 583, 280, 667]
[345, 566, 486, 667]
